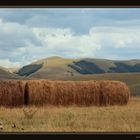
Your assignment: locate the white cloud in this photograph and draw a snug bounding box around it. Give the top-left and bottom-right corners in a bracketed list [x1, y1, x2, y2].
[0, 18, 40, 49]
[90, 26, 140, 49]
[0, 16, 140, 68]
[32, 27, 101, 58]
[0, 59, 20, 68]
[0, 18, 41, 67]
[30, 26, 140, 60]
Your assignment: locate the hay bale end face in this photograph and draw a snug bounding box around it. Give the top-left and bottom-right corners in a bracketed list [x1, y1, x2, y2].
[0, 80, 130, 106]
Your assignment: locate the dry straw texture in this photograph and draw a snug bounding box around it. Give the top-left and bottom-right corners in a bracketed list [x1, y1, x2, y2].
[0, 80, 25, 106]
[0, 80, 130, 106]
[27, 80, 101, 106]
[26, 80, 130, 106]
[99, 80, 130, 106]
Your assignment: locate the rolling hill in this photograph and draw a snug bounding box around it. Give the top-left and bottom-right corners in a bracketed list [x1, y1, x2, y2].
[16, 56, 140, 79]
[0, 66, 23, 79]
[17, 56, 80, 79]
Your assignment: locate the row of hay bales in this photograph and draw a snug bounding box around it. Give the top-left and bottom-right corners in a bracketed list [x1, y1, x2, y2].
[0, 80, 130, 107]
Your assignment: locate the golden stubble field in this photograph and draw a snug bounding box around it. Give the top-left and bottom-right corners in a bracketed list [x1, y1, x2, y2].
[0, 97, 140, 132]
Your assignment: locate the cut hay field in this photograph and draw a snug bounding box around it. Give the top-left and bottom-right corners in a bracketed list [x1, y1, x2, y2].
[0, 97, 140, 132]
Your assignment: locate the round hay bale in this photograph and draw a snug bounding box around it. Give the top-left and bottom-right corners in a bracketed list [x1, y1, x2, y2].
[99, 80, 130, 106]
[26, 80, 101, 106]
[0, 80, 130, 107]
[0, 80, 25, 107]
[71, 81, 101, 106]
[27, 80, 56, 105]
[52, 80, 101, 106]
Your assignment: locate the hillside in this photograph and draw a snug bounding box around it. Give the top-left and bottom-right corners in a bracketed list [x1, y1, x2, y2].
[17, 56, 140, 79]
[0, 67, 23, 79]
[68, 58, 140, 74]
[17, 56, 80, 79]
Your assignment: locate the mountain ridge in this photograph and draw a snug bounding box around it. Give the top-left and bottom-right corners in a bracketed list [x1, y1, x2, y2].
[15, 56, 140, 79]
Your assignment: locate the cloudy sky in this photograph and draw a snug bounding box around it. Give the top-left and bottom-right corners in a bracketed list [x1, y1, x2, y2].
[0, 8, 140, 68]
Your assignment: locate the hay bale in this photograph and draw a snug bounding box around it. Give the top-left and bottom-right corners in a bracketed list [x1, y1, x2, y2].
[0, 80, 25, 106]
[0, 79, 130, 106]
[26, 80, 130, 106]
[52, 80, 101, 106]
[26, 80, 101, 106]
[26, 80, 55, 105]
[70, 81, 101, 106]
[50, 81, 75, 106]
[99, 80, 130, 106]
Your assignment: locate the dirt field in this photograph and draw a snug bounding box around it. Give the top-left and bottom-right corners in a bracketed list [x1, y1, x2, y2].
[0, 97, 139, 132]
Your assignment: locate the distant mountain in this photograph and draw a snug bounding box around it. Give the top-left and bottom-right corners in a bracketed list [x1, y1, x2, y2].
[16, 56, 79, 79]
[1, 67, 20, 74]
[69, 58, 140, 74]
[16, 56, 140, 79]
[0, 66, 23, 79]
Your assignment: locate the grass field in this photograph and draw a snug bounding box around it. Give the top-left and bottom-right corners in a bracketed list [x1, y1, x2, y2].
[0, 97, 140, 132]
